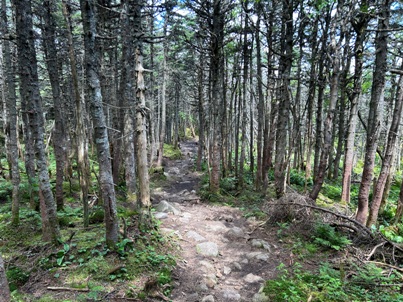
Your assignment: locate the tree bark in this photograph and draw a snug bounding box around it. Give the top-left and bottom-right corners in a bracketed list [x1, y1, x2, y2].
[1, 0, 20, 225]
[356, 0, 389, 224]
[14, 0, 60, 243]
[0, 254, 10, 302]
[341, 2, 370, 203]
[274, 0, 293, 198]
[367, 69, 403, 226]
[42, 0, 66, 211]
[62, 0, 91, 226]
[80, 0, 119, 247]
[310, 7, 341, 200]
[135, 47, 152, 216]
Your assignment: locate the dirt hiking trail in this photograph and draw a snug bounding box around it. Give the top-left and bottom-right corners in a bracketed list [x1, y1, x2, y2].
[151, 141, 285, 302]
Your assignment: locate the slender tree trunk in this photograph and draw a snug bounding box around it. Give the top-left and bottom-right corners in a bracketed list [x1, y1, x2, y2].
[367, 70, 403, 226]
[274, 0, 293, 198]
[255, 9, 264, 190]
[310, 10, 341, 200]
[15, 0, 60, 243]
[341, 3, 369, 203]
[80, 0, 118, 247]
[356, 1, 389, 224]
[1, 0, 20, 225]
[209, 0, 225, 194]
[305, 16, 319, 187]
[42, 0, 66, 211]
[121, 0, 136, 203]
[135, 46, 151, 216]
[157, 13, 169, 168]
[62, 0, 91, 226]
[0, 254, 10, 302]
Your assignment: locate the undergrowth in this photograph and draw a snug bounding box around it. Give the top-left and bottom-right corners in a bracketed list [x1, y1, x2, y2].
[264, 262, 403, 302]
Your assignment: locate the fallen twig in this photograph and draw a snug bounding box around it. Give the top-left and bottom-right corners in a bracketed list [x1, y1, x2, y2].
[366, 241, 387, 260]
[365, 260, 403, 273]
[47, 286, 89, 292]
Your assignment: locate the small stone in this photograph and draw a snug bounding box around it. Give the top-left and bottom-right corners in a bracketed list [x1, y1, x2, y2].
[199, 260, 215, 273]
[154, 200, 181, 215]
[187, 293, 199, 302]
[196, 242, 219, 257]
[241, 258, 249, 264]
[225, 226, 245, 239]
[244, 273, 264, 283]
[232, 262, 242, 270]
[206, 221, 228, 233]
[251, 239, 271, 251]
[202, 295, 215, 302]
[191, 190, 196, 194]
[247, 252, 270, 262]
[253, 293, 270, 302]
[197, 282, 209, 292]
[204, 274, 217, 288]
[223, 266, 232, 275]
[186, 231, 206, 242]
[221, 289, 241, 301]
[153, 212, 168, 219]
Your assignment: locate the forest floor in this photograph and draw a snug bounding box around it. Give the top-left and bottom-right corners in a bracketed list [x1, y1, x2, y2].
[4, 140, 398, 301]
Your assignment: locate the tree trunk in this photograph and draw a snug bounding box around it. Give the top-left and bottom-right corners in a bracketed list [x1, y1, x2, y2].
[1, 0, 20, 225]
[356, 0, 389, 224]
[80, 0, 118, 247]
[42, 0, 66, 211]
[310, 9, 341, 200]
[121, 0, 136, 203]
[157, 13, 169, 168]
[15, 0, 60, 243]
[341, 2, 370, 203]
[0, 254, 10, 302]
[274, 0, 293, 198]
[62, 0, 91, 226]
[135, 47, 151, 216]
[255, 9, 264, 190]
[367, 70, 403, 226]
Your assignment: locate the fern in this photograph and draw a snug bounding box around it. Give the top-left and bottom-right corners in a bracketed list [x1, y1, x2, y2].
[313, 223, 351, 251]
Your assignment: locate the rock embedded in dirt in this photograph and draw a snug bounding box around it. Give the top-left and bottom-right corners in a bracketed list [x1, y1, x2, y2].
[253, 292, 270, 302]
[199, 260, 215, 273]
[251, 239, 271, 251]
[244, 273, 264, 283]
[205, 221, 228, 233]
[201, 295, 215, 302]
[153, 212, 168, 219]
[154, 200, 181, 215]
[196, 242, 219, 257]
[204, 273, 218, 288]
[186, 231, 206, 242]
[197, 282, 209, 292]
[223, 266, 232, 275]
[232, 262, 243, 271]
[225, 226, 245, 239]
[246, 252, 270, 262]
[187, 293, 199, 302]
[221, 289, 241, 301]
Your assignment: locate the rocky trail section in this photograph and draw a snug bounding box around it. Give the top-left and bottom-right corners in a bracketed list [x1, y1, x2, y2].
[151, 141, 282, 302]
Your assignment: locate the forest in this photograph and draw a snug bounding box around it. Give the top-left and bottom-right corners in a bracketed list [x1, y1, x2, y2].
[1, 0, 403, 301]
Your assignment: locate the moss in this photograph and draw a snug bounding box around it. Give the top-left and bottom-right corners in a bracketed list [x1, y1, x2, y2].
[163, 144, 182, 160]
[6, 266, 30, 291]
[89, 208, 104, 224]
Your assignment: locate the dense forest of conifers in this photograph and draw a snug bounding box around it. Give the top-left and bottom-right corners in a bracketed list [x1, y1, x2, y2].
[0, 0, 403, 269]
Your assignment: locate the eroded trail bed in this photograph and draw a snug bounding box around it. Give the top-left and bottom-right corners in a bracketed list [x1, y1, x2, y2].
[151, 141, 284, 302]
